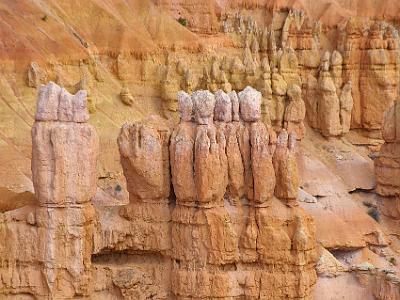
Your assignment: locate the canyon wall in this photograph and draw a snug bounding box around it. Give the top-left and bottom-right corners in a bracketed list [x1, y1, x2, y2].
[2, 0, 400, 194]
[0, 82, 318, 299]
[1, 1, 400, 299]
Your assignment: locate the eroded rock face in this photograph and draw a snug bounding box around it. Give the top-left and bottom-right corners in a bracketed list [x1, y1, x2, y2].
[120, 84, 134, 106]
[214, 89, 232, 123]
[318, 66, 342, 137]
[284, 84, 306, 139]
[338, 20, 400, 130]
[32, 122, 98, 205]
[27, 61, 46, 88]
[32, 82, 98, 206]
[35, 81, 89, 122]
[5, 4, 400, 299]
[340, 81, 354, 134]
[192, 90, 215, 125]
[118, 116, 171, 202]
[238, 86, 261, 122]
[168, 88, 316, 299]
[114, 87, 317, 299]
[273, 130, 300, 205]
[0, 85, 317, 299]
[0, 82, 100, 298]
[375, 100, 400, 196]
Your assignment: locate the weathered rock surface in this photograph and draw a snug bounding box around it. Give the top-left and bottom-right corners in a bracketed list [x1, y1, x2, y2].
[117, 87, 318, 299]
[118, 116, 171, 202]
[119, 84, 134, 106]
[284, 84, 306, 139]
[32, 83, 98, 206]
[375, 101, 400, 196]
[3, 2, 400, 299]
[0, 82, 99, 298]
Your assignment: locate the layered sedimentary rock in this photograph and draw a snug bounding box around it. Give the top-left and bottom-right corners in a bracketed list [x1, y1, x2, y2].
[33, 82, 98, 297]
[114, 86, 318, 299]
[375, 100, 400, 196]
[284, 84, 306, 139]
[338, 20, 400, 131]
[300, 50, 355, 137]
[0, 82, 99, 298]
[4, 2, 400, 299]
[318, 52, 341, 137]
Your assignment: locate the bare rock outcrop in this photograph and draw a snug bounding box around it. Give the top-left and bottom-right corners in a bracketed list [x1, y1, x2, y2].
[27, 61, 47, 88]
[0, 84, 317, 299]
[238, 86, 276, 204]
[284, 84, 306, 139]
[318, 53, 343, 137]
[119, 84, 134, 106]
[0, 82, 99, 298]
[273, 130, 300, 206]
[339, 20, 400, 130]
[313, 52, 354, 137]
[375, 100, 400, 196]
[340, 81, 354, 134]
[118, 116, 171, 203]
[170, 91, 196, 204]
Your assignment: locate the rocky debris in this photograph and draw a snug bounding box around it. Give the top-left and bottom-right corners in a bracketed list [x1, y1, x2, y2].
[375, 100, 400, 196]
[316, 247, 348, 277]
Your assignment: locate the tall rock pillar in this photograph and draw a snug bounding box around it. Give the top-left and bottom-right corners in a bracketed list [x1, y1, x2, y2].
[170, 90, 237, 299]
[31, 82, 98, 297]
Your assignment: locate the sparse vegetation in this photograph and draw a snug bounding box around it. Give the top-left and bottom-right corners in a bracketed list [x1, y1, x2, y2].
[362, 201, 373, 208]
[389, 257, 397, 266]
[367, 207, 380, 222]
[41, 15, 48, 21]
[177, 17, 188, 27]
[115, 184, 122, 192]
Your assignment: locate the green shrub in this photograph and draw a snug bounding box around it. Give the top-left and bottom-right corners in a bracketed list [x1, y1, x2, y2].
[390, 257, 397, 266]
[178, 17, 188, 27]
[41, 15, 48, 21]
[362, 201, 373, 208]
